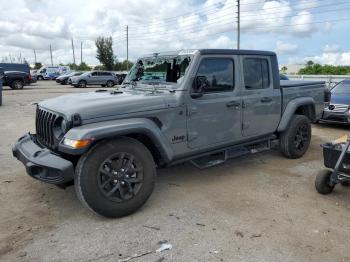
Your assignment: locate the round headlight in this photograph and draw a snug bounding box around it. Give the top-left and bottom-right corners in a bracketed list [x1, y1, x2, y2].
[61, 119, 67, 133]
[53, 117, 66, 139]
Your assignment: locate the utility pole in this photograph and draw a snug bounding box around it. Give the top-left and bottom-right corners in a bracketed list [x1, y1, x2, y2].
[33, 49, 37, 65]
[71, 38, 76, 65]
[237, 0, 240, 50]
[126, 25, 129, 70]
[80, 41, 83, 64]
[49, 44, 53, 66]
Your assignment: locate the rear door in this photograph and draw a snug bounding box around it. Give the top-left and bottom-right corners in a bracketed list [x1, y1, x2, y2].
[241, 56, 280, 137]
[101, 72, 112, 84]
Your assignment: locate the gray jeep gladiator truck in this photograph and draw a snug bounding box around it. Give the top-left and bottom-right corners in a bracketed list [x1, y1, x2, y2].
[13, 49, 325, 217]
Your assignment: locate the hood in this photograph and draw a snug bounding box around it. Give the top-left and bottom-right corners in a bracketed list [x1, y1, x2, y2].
[330, 93, 350, 105]
[39, 89, 169, 121]
[57, 75, 68, 80]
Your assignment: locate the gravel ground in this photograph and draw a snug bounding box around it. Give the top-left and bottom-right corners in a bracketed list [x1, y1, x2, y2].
[0, 81, 350, 262]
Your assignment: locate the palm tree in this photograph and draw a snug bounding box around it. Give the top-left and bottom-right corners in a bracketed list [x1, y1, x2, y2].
[281, 66, 288, 73]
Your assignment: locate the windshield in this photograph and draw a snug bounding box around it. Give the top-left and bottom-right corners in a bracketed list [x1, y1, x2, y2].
[124, 54, 193, 86]
[332, 80, 350, 94]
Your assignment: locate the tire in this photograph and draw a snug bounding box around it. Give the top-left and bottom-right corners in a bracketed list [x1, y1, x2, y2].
[10, 80, 24, 90]
[75, 137, 156, 218]
[279, 115, 311, 159]
[106, 80, 114, 88]
[315, 170, 334, 195]
[78, 80, 87, 88]
[37, 76, 43, 81]
[341, 180, 350, 187]
[61, 79, 67, 85]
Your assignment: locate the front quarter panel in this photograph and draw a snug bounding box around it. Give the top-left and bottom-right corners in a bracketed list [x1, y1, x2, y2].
[59, 118, 174, 162]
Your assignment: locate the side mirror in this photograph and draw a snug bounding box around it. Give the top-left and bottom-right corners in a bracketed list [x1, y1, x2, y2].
[191, 76, 208, 98]
[88, 74, 91, 78]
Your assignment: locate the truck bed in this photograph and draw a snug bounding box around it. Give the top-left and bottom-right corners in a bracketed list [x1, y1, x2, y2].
[280, 80, 325, 120]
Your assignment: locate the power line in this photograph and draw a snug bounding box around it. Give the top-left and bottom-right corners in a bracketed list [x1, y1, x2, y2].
[124, 0, 349, 30]
[125, 1, 234, 27]
[126, 3, 350, 40]
[126, 16, 350, 42]
[73, 1, 350, 42]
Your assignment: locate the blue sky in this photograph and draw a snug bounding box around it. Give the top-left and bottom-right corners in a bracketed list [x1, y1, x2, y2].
[0, 0, 349, 66]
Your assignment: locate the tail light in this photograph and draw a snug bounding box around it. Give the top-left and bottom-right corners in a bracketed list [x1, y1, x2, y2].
[324, 88, 331, 103]
[28, 74, 32, 81]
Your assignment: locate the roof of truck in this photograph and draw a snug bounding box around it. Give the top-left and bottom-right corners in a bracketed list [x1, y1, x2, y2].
[198, 49, 276, 56]
[141, 49, 276, 58]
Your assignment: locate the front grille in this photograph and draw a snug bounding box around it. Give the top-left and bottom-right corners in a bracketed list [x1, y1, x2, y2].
[326, 104, 349, 113]
[36, 107, 57, 148]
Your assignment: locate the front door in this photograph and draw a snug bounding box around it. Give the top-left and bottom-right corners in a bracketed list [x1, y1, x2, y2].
[187, 56, 242, 149]
[90, 71, 100, 84]
[241, 56, 280, 137]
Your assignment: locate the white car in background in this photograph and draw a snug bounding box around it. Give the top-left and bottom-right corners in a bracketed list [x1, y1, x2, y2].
[37, 66, 70, 80]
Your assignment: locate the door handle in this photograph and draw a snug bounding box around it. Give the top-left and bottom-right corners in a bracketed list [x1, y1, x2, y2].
[226, 101, 240, 108]
[261, 97, 272, 103]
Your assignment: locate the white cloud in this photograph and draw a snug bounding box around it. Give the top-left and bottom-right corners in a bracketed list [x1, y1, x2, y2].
[323, 44, 342, 53]
[304, 52, 350, 65]
[323, 21, 333, 32]
[275, 41, 298, 54]
[297, 0, 318, 10]
[0, 0, 339, 65]
[290, 11, 315, 36]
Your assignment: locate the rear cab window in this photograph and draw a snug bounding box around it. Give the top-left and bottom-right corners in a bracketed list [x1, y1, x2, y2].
[243, 58, 270, 90]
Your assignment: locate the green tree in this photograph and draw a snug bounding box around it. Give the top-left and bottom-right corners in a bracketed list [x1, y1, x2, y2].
[95, 36, 115, 70]
[34, 62, 42, 69]
[306, 60, 314, 66]
[66, 62, 91, 71]
[114, 60, 134, 71]
[281, 66, 288, 74]
[77, 62, 91, 71]
[94, 65, 105, 70]
[298, 63, 350, 75]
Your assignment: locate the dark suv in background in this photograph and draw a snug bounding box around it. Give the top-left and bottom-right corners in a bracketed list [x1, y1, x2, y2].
[3, 71, 32, 89]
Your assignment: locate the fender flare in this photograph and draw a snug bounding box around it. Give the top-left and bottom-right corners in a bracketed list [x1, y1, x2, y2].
[59, 118, 174, 163]
[277, 97, 316, 132]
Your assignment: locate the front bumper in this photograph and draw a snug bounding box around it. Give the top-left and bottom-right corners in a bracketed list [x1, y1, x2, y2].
[12, 134, 75, 184]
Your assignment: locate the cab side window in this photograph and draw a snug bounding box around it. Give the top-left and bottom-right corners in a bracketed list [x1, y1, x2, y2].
[196, 58, 234, 93]
[243, 58, 270, 90]
[91, 72, 99, 76]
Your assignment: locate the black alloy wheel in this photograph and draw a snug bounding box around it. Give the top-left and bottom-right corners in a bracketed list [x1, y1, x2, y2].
[98, 153, 143, 202]
[294, 123, 310, 152]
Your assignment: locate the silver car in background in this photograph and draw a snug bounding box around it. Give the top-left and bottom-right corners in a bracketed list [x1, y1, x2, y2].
[70, 71, 118, 88]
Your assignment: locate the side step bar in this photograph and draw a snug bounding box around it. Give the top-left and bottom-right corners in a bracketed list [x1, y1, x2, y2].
[190, 139, 271, 169]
